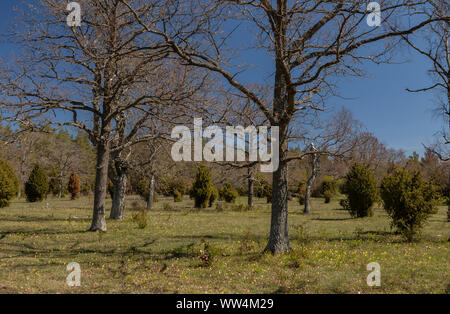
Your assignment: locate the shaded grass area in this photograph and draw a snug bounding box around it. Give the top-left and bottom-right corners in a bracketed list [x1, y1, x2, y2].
[0, 196, 448, 293]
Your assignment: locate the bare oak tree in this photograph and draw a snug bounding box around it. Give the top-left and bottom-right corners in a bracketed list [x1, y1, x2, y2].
[122, 0, 448, 253]
[1, 0, 178, 231]
[402, 0, 449, 160]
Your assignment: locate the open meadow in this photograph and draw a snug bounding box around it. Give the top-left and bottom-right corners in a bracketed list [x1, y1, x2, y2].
[0, 196, 448, 294]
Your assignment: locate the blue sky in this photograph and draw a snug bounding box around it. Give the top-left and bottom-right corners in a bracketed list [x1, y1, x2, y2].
[0, 1, 442, 157]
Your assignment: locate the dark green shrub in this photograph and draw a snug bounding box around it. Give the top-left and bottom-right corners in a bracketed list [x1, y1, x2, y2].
[322, 176, 338, 203]
[209, 187, 218, 207]
[0, 160, 19, 196]
[47, 169, 59, 196]
[0, 160, 18, 208]
[68, 173, 81, 200]
[132, 210, 148, 229]
[173, 189, 182, 202]
[220, 182, 238, 203]
[339, 199, 349, 211]
[380, 168, 439, 241]
[48, 177, 59, 196]
[323, 190, 333, 203]
[191, 166, 213, 208]
[342, 164, 378, 218]
[24, 164, 48, 203]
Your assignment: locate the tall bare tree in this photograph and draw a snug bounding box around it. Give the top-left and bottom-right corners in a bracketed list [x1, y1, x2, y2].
[122, 0, 449, 253]
[107, 61, 209, 219]
[0, 0, 181, 231]
[402, 0, 449, 160]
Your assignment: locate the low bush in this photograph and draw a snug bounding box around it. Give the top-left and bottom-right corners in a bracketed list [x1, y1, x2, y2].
[198, 240, 224, 267]
[341, 164, 378, 218]
[132, 210, 148, 229]
[0, 160, 18, 208]
[219, 182, 238, 204]
[209, 187, 219, 207]
[191, 166, 213, 208]
[380, 168, 439, 241]
[25, 164, 48, 203]
[173, 189, 182, 202]
[322, 176, 338, 203]
[68, 173, 81, 200]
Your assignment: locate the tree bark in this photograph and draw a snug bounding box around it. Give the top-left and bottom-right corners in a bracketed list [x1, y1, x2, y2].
[58, 172, 63, 199]
[265, 158, 290, 254]
[264, 14, 291, 253]
[147, 173, 155, 210]
[248, 166, 254, 209]
[110, 170, 127, 220]
[304, 152, 319, 214]
[89, 141, 109, 231]
[447, 204, 449, 222]
[304, 175, 314, 214]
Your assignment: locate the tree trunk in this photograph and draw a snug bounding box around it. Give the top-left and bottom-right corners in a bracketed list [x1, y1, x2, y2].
[248, 166, 254, 209]
[265, 158, 290, 254]
[304, 152, 319, 214]
[304, 174, 314, 214]
[89, 141, 109, 231]
[110, 171, 127, 220]
[264, 22, 291, 253]
[146, 173, 155, 210]
[58, 172, 63, 199]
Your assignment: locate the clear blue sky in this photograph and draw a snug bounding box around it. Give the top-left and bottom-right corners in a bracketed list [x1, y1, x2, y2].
[0, 1, 442, 157]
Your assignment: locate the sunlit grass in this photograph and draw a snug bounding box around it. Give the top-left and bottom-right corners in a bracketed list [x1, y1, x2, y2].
[0, 195, 448, 293]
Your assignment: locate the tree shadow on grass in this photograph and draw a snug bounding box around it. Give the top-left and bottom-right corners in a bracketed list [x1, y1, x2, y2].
[312, 218, 354, 221]
[0, 241, 156, 269]
[356, 230, 392, 236]
[0, 216, 91, 223]
[0, 229, 87, 238]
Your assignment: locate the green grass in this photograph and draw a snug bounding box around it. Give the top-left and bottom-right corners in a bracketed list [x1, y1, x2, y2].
[0, 196, 448, 293]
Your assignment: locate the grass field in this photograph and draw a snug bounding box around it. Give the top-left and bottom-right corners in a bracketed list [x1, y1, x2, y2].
[0, 196, 448, 294]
